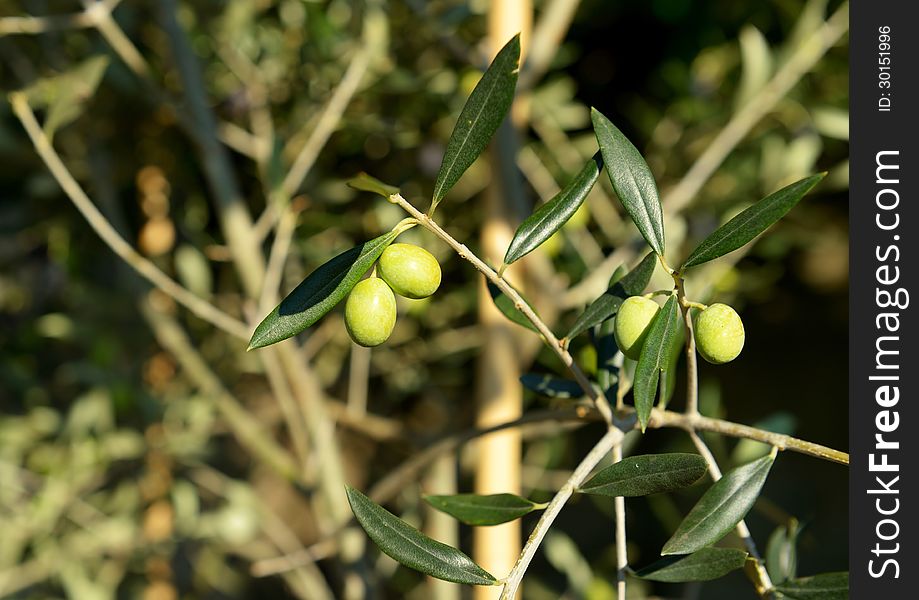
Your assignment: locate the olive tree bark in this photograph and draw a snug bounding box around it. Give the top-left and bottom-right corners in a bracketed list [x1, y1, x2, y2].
[474, 4, 532, 599]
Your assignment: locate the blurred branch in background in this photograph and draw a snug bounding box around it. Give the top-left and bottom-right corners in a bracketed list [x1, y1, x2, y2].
[0, 0, 849, 597]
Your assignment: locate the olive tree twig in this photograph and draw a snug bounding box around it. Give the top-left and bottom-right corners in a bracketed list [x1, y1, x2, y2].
[9, 93, 251, 341]
[500, 427, 622, 599]
[389, 193, 616, 427]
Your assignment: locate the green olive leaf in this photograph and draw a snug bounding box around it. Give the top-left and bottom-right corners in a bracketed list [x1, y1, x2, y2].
[635, 547, 748, 582]
[504, 152, 603, 265]
[249, 231, 400, 350]
[486, 280, 539, 332]
[681, 173, 825, 269]
[766, 520, 800, 584]
[21, 55, 110, 141]
[424, 493, 544, 526]
[431, 35, 520, 209]
[662, 453, 776, 555]
[660, 321, 686, 409]
[579, 453, 707, 497]
[566, 252, 658, 341]
[633, 295, 681, 432]
[520, 373, 585, 399]
[774, 572, 849, 599]
[346, 486, 497, 585]
[347, 172, 400, 198]
[591, 108, 665, 256]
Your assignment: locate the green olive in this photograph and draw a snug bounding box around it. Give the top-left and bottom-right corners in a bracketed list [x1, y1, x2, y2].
[614, 296, 661, 360]
[377, 243, 441, 299]
[694, 303, 745, 364]
[344, 277, 397, 347]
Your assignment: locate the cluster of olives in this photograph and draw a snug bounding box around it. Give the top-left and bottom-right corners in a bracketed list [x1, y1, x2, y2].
[614, 297, 745, 364]
[344, 243, 442, 347]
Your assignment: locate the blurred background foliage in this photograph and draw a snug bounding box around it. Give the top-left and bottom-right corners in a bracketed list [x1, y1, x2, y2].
[0, 0, 847, 598]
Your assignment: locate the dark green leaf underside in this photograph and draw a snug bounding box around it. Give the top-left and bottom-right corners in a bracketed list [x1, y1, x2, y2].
[662, 453, 775, 555]
[249, 231, 399, 349]
[635, 547, 748, 582]
[591, 108, 665, 256]
[775, 572, 849, 600]
[520, 373, 584, 399]
[424, 493, 541, 526]
[432, 35, 520, 207]
[346, 486, 497, 585]
[487, 281, 539, 332]
[566, 252, 658, 341]
[633, 295, 681, 432]
[579, 453, 707, 497]
[681, 173, 825, 269]
[504, 152, 602, 264]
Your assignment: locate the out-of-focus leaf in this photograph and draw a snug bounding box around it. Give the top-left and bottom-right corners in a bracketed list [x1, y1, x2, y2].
[432, 35, 520, 209]
[766, 519, 800, 584]
[735, 25, 773, 108]
[579, 453, 707, 497]
[249, 231, 399, 349]
[635, 547, 748, 582]
[520, 374, 584, 399]
[346, 486, 497, 585]
[504, 152, 602, 264]
[566, 252, 657, 341]
[424, 493, 543, 526]
[775, 572, 849, 599]
[591, 108, 665, 256]
[22, 56, 110, 140]
[347, 172, 400, 198]
[633, 295, 680, 431]
[662, 453, 776, 555]
[681, 174, 825, 269]
[487, 281, 538, 332]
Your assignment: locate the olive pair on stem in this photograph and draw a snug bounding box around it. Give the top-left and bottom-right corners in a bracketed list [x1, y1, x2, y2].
[615, 296, 745, 365]
[344, 244, 441, 347]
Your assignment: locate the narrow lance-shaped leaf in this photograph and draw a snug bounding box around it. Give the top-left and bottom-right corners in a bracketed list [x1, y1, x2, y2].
[660, 320, 686, 409]
[633, 295, 681, 432]
[487, 281, 539, 332]
[591, 108, 665, 256]
[635, 547, 748, 582]
[504, 152, 603, 265]
[520, 374, 585, 399]
[566, 252, 658, 341]
[579, 453, 707, 497]
[424, 493, 544, 526]
[249, 231, 400, 349]
[347, 172, 400, 198]
[346, 486, 497, 585]
[431, 35, 520, 209]
[774, 572, 848, 600]
[681, 173, 825, 269]
[662, 452, 776, 555]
